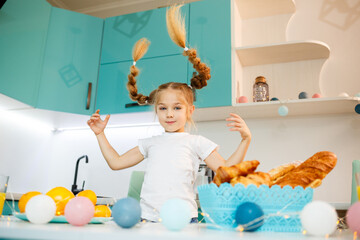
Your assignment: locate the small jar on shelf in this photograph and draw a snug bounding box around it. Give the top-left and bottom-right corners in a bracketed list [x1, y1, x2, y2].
[253, 76, 269, 102]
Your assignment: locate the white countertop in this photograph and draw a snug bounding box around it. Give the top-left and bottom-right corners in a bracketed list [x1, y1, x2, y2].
[0, 216, 355, 240]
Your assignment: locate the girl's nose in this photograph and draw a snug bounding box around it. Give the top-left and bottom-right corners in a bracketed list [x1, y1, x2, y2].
[166, 110, 174, 118]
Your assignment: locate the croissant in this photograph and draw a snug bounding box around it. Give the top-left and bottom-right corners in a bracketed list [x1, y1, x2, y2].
[230, 172, 271, 187]
[274, 151, 337, 188]
[213, 160, 260, 186]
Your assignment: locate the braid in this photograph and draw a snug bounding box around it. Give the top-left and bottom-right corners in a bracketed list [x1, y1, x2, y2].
[166, 5, 211, 90]
[126, 38, 151, 105]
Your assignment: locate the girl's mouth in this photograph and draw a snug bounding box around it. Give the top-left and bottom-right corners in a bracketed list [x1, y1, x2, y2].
[165, 121, 176, 124]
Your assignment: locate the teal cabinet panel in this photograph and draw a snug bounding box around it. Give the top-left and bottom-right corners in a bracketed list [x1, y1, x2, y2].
[0, 0, 51, 106]
[37, 7, 103, 114]
[96, 54, 188, 114]
[188, 0, 232, 108]
[100, 5, 189, 64]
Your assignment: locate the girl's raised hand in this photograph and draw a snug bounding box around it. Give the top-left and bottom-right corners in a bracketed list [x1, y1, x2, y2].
[87, 109, 110, 135]
[226, 113, 251, 141]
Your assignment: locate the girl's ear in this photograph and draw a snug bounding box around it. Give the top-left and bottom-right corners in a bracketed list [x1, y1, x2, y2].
[189, 105, 195, 115]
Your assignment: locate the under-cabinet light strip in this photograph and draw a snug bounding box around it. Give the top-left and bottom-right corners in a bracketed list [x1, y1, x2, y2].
[54, 122, 161, 132]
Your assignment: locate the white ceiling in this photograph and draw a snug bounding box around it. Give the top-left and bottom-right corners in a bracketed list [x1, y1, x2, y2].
[46, 0, 200, 18]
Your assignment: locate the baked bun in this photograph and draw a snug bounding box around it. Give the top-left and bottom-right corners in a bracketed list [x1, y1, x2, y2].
[213, 160, 260, 186]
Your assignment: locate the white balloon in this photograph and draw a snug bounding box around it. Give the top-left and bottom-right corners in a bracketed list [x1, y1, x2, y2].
[25, 194, 56, 224]
[300, 201, 338, 237]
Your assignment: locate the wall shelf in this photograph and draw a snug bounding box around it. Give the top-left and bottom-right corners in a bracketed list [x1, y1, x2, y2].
[193, 97, 359, 121]
[235, 41, 330, 66]
[236, 0, 296, 19]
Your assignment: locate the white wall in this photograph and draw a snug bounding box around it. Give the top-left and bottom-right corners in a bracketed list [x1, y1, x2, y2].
[287, 0, 360, 96]
[1, 110, 359, 203]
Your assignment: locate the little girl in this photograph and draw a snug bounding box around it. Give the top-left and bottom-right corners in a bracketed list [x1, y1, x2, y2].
[87, 5, 251, 223]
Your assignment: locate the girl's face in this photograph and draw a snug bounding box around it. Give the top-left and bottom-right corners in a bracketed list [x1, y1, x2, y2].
[156, 89, 194, 132]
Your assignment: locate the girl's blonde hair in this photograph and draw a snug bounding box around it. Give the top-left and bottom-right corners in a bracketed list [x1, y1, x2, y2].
[126, 4, 211, 123]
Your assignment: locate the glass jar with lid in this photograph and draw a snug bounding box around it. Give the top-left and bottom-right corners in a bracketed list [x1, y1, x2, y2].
[253, 76, 269, 102]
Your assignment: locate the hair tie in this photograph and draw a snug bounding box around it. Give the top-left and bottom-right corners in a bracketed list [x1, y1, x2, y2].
[184, 47, 188, 52]
[133, 61, 136, 66]
[188, 84, 192, 89]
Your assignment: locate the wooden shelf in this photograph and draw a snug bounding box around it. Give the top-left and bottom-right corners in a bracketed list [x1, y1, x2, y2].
[235, 41, 330, 66]
[236, 0, 296, 19]
[193, 97, 359, 121]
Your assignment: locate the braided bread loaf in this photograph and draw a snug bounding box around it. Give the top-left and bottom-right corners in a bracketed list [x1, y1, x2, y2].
[273, 151, 337, 188]
[230, 172, 271, 187]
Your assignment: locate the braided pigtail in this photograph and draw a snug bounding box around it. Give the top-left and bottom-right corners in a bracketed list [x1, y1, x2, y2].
[166, 5, 211, 90]
[126, 38, 151, 105]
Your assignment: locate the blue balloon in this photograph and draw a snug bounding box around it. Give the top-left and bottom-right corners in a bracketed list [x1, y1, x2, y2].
[112, 197, 141, 228]
[235, 202, 264, 232]
[160, 198, 191, 231]
[270, 97, 279, 101]
[355, 104, 360, 114]
[278, 105, 289, 116]
[299, 92, 309, 99]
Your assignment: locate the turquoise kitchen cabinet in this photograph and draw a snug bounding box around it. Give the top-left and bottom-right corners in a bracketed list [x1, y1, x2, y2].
[96, 54, 188, 114]
[0, 0, 51, 107]
[188, 0, 232, 108]
[100, 5, 189, 64]
[0, 0, 103, 115]
[37, 7, 103, 114]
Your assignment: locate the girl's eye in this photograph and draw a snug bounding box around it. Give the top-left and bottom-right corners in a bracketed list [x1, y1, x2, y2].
[175, 106, 182, 110]
[159, 107, 166, 110]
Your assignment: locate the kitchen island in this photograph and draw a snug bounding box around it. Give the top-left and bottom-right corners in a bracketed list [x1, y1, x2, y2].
[0, 216, 355, 240]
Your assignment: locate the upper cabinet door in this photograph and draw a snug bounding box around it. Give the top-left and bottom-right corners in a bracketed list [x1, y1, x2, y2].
[100, 5, 189, 64]
[96, 54, 188, 114]
[188, 0, 232, 108]
[37, 7, 104, 115]
[0, 0, 51, 107]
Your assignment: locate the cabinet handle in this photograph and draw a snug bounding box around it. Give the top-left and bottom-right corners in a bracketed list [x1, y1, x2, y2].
[125, 103, 140, 108]
[86, 82, 92, 110]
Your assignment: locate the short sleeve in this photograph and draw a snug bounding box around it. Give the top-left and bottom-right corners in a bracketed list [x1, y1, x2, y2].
[138, 138, 152, 158]
[195, 135, 219, 161]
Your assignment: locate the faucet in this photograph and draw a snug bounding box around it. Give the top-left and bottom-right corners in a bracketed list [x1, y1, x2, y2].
[71, 155, 88, 195]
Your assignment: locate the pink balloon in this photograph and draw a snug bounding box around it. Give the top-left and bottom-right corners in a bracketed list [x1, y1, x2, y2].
[237, 96, 248, 103]
[312, 93, 322, 98]
[64, 196, 95, 226]
[346, 202, 360, 232]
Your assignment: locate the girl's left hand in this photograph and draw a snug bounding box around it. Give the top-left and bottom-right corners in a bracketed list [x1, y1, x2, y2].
[226, 113, 251, 141]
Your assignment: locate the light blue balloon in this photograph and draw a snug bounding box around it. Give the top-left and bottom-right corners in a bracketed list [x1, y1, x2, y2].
[278, 105, 289, 116]
[355, 93, 360, 98]
[112, 197, 141, 228]
[160, 198, 191, 231]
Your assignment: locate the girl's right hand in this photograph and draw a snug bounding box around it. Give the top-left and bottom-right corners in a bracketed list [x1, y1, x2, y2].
[87, 109, 110, 135]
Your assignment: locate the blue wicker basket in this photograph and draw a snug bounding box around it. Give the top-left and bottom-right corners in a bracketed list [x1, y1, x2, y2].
[197, 183, 313, 232]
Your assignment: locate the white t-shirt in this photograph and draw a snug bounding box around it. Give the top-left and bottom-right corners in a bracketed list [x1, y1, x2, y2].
[138, 132, 218, 222]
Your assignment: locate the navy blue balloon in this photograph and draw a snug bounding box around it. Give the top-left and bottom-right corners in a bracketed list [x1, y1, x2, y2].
[270, 97, 279, 101]
[355, 104, 360, 114]
[298, 92, 309, 99]
[112, 197, 141, 228]
[235, 202, 264, 232]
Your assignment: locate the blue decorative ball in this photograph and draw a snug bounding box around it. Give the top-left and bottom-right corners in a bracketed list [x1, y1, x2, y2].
[355, 104, 360, 114]
[160, 198, 191, 231]
[270, 97, 279, 101]
[112, 197, 141, 228]
[235, 202, 264, 232]
[299, 92, 309, 99]
[278, 105, 289, 116]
